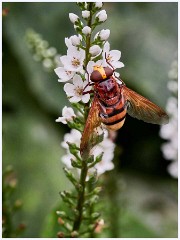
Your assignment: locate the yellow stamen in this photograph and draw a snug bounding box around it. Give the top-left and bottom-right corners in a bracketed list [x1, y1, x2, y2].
[72, 57, 80, 67]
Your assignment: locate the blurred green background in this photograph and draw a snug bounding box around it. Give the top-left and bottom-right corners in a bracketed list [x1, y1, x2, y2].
[2, 2, 178, 238]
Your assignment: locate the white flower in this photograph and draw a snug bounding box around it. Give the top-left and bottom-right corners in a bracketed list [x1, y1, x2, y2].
[82, 10, 90, 19]
[64, 74, 91, 103]
[46, 47, 57, 57]
[65, 37, 72, 48]
[167, 80, 178, 93]
[60, 46, 85, 72]
[61, 153, 73, 169]
[161, 142, 177, 161]
[95, 2, 103, 9]
[89, 133, 115, 176]
[70, 35, 81, 46]
[103, 41, 124, 69]
[69, 13, 79, 24]
[160, 119, 177, 140]
[168, 60, 178, 79]
[61, 129, 81, 149]
[99, 29, 110, 41]
[166, 97, 177, 115]
[89, 45, 102, 57]
[65, 35, 82, 48]
[43, 58, 53, 69]
[96, 10, 107, 22]
[61, 129, 81, 168]
[54, 67, 74, 82]
[54, 54, 63, 67]
[82, 26, 91, 35]
[56, 106, 76, 124]
[167, 161, 178, 178]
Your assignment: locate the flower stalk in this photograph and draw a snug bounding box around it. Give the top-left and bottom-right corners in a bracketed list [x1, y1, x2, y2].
[2, 166, 26, 237]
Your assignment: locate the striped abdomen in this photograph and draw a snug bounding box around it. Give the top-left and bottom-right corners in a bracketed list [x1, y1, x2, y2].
[99, 96, 127, 131]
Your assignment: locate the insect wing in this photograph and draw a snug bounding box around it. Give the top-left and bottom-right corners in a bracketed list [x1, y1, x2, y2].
[122, 86, 169, 125]
[80, 97, 101, 155]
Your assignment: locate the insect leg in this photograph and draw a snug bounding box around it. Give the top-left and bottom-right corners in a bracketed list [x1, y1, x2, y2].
[83, 90, 94, 95]
[105, 52, 115, 71]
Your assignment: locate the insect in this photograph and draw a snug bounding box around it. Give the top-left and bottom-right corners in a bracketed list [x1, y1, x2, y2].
[80, 65, 169, 155]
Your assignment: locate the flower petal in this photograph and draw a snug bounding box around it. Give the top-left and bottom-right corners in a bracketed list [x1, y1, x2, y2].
[62, 154, 73, 169]
[55, 67, 74, 81]
[62, 106, 75, 117]
[113, 61, 124, 69]
[109, 50, 121, 61]
[69, 95, 81, 103]
[56, 117, 67, 124]
[60, 55, 69, 66]
[73, 75, 84, 87]
[81, 94, 90, 103]
[103, 41, 110, 53]
[87, 61, 95, 75]
[64, 83, 75, 96]
[65, 37, 73, 48]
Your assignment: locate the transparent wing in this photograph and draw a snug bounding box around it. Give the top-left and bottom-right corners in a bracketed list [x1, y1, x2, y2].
[80, 97, 101, 155]
[122, 86, 169, 125]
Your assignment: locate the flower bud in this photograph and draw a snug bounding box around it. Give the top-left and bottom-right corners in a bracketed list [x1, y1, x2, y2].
[93, 186, 102, 194]
[71, 231, 79, 237]
[96, 10, 107, 22]
[58, 217, 65, 225]
[57, 232, 64, 238]
[99, 29, 110, 41]
[91, 212, 101, 219]
[89, 45, 101, 57]
[95, 2, 103, 9]
[82, 26, 91, 35]
[82, 10, 90, 19]
[69, 13, 79, 24]
[70, 35, 81, 46]
[56, 211, 67, 217]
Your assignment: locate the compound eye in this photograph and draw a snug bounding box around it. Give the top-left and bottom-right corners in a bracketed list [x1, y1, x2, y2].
[104, 67, 114, 78]
[90, 70, 103, 82]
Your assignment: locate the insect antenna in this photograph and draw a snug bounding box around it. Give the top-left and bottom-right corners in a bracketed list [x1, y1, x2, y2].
[83, 67, 95, 94]
[105, 52, 115, 71]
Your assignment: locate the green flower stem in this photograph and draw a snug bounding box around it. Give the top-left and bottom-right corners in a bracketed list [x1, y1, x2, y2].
[73, 160, 88, 231]
[87, 184, 96, 238]
[84, 3, 93, 67]
[72, 3, 94, 233]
